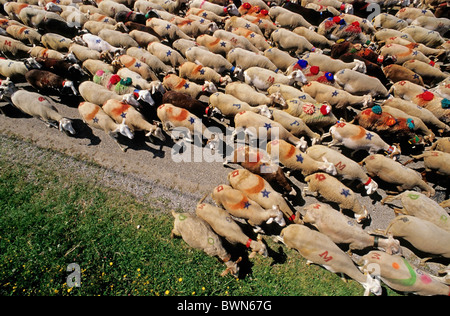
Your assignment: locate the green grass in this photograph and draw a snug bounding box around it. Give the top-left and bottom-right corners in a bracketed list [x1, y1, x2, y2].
[0, 147, 398, 296]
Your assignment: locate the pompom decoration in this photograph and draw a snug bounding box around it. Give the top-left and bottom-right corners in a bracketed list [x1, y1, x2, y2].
[320, 104, 331, 115]
[351, 21, 360, 27]
[371, 105, 382, 114]
[242, 2, 251, 9]
[406, 118, 415, 130]
[302, 103, 315, 115]
[325, 72, 334, 81]
[95, 70, 105, 76]
[442, 98, 450, 109]
[310, 66, 320, 75]
[333, 16, 341, 23]
[260, 9, 268, 15]
[386, 118, 397, 126]
[417, 91, 434, 101]
[109, 74, 121, 85]
[120, 77, 132, 86]
[296, 59, 308, 69]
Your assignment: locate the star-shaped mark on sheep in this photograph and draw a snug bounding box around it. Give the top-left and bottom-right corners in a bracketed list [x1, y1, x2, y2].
[413, 74, 420, 79]
[412, 51, 418, 56]
[264, 123, 272, 130]
[166, 24, 171, 30]
[183, 83, 190, 89]
[261, 189, 271, 198]
[332, 90, 339, 97]
[245, 23, 251, 29]
[220, 41, 227, 47]
[199, 69, 205, 75]
[243, 201, 251, 209]
[341, 188, 350, 198]
[202, 12, 208, 17]
[365, 132, 373, 140]
[135, 62, 141, 68]
[166, 50, 172, 56]
[296, 154, 304, 163]
[92, 117, 99, 123]
[188, 117, 195, 124]
[250, 33, 255, 38]
[120, 112, 127, 119]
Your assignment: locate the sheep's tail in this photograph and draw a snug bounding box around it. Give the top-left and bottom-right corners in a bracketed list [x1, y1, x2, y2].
[198, 193, 208, 205]
[381, 192, 403, 205]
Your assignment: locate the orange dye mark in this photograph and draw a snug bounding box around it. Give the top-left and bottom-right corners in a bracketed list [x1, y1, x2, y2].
[285, 144, 296, 159]
[110, 102, 130, 117]
[167, 105, 189, 122]
[244, 176, 265, 195]
[350, 126, 367, 141]
[120, 56, 137, 68]
[85, 104, 100, 122]
[174, 78, 187, 90]
[226, 196, 249, 211]
[392, 262, 400, 270]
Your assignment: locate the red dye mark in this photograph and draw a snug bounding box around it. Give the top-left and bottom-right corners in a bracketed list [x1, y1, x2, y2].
[319, 251, 333, 262]
[315, 173, 326, 181]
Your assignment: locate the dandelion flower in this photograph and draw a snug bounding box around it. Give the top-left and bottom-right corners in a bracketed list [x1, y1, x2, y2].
[178, 278, 183, 282]
[165, 290, 170, 295]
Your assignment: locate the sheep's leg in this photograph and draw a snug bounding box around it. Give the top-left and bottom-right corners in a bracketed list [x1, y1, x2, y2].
[109, 134, 128, 152]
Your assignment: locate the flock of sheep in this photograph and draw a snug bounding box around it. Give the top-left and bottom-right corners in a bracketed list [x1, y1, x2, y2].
[0, 0, 449, 296]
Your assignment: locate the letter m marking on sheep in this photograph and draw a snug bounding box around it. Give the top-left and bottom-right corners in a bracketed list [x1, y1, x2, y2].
[335, 161, 346, 171]
[319, 251, 333, 262]
[4, 40, 11, 47]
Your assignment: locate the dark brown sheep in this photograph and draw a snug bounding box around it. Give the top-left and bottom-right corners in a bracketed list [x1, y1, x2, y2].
[25, 69, 78, 96]
[161, 90, 208, 117]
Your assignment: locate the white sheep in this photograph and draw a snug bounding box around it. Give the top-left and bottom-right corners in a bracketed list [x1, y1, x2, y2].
[146, 17, 192, 41]
[126, 47, 174, 76]
[224, 82, 286, 108]
[78, 80, 141, 108]
[41, 32, 73, 52]
[0, 35, 31, 57]
[243, 67, 307, 91]
[185, 46, 242, 77]
[270, 28, 317, 57]
[0, 80, 75, 135]
[98, 29, 139, 49]
[333, 68, 389, 98]
[78, 101, 134, 151]
[267, 83, 316, 103]
[306, 144, 378, 195]
[5, 24, 41, 45]
[208, 92, 271, 120]
[213, 29, 260, 54]
[178, 61, 231, 86]
[147, 42, 186, 68]
[68, 43, 102, 62]
[302, 52, 366, 73]
[162, 73, 217, 99]
[226, 47, 279, 72]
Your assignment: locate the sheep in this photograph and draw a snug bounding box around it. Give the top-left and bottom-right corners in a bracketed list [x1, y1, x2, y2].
[211, 184, 285, 230]
[25, 69, 78, 96]
[268, 6, 313, 30]
[0, 35, 31, 57]
[156, 103, 213, 146]
[213, 29, 260, 54]
[381, 105, 435, 143]
[381, 190, 450, 232]
[5, 24, 41, 45]
[128, 29, 160, 48]
[233, 111, 308, 150]
[390, 81, 450, 125]
[98, 29, 139, 49]
[292, 27, 335, 49]
[78, 80, 141, 108]
[402, 59, 448, 86]
[0, 58, 39, 81]
[223, 16, 265, 37]
[269, 108, 320, 144]
[116, 67, 165, 95]
[360, 154, 435, 197]
[41, 32, 73, 52]
[266, 138, 337, 177]
[278, 224, 382, 296]
[188, 0, 240, 17]
[195, 202, 268, 258]
[126, 47, 174, 76]
[360, 250, 450, 296]
[333, 68, 389, 98]
[0, 81, 75, 135]
[382, 37, 446, 59]
[400, 25, 445, 48]
[381, 97, 450, 134]
[78, 101, 134, 151]
[162, 74, 217, 99]
[146, 18, 193, 41]
[224, 82, 286, 108]
[306, 144, 379, 195]
[426, 137, 450, 153]
[301, 202, 400, 254]
[395, 7, 435, 24]
[68, 43, 102, 62]
[76, 34, 124, 54]
[195, 34, 234, 56]
[88, 13, 118, 25]
[279, 99, 338, 132]
[303, 172, 369, 223]
[29, 46, 66, 61]
[113, 54, 159, 81]
[208, 92, 271, 120]
[382, 64, 425, 87]
[379, 43, 433, 65]
[384, 215, 450, 259]
[432, 79, 450, 100]
[322, 121, 401, 159]
[301, 81, 372, 109]
[223, 145, 295, 196]
[170, 211, 240, 277]
[231, 27, 270, 52]
[114, 10, 147, 25]
[267, 83, 316, 103]
[239, 14, 278, 38]
[405, 150, 450, 177]
[98, 0, 131, 18]
[161, 90, 208, 117]
[184, 46, 242, 77]
[270, 28, 317, 57]
[178, 61, 231, 86]
[411, 16, 450, 37]
[185, 8, 225, 24]
[103, 99, 165, 142]
[227, 168, 299, 224]
[373, 28, 416, 44]
[170, 16, 218, 38]
[82, 59, 115, 76]
[302, 52, 367, 74]
[172, 38, 203, 57]
[147, 42, 186, 68]
[226, 48, 279, 73]
[372, 13, 409, 31]
[243, 67, 307, 91]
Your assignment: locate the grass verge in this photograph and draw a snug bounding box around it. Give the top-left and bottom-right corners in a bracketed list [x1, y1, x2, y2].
[0, 138, 398, 296]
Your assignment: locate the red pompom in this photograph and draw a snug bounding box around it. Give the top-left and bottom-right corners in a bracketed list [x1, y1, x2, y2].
[310, 66, 320, 75]
[242, 2, 251, 9]
[320, 104, 331, 115]
[260, 9, 268, 15]
[418, 91, 434, 101]
[333, 16, 341, 23]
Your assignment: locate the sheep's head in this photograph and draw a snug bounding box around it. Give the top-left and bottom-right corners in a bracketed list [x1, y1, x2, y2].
[64, 53, 78, 63]
[232, 66, 244, 81]
[24, 57, 42, 70]
[202, 81, 217, 93]
[208, 22, 218, 34]
[383, 234, 401, 255]
[62, 80, 78, 96]
[290, 70, 308, 85]
[352, 59, 367, 73]
[355, 205, 370, 224]
[294, 136, 308, 152]
[226, 3, 240, 16]
[318, 156, 337, 175]
[117, 119, 134, 140]
[248, 235, 268, 258]
[258, 105, 272, 118]
[136, 90, 155, 106]
[270, 205, 286, 227]
[362, 94, 373, 108]
[0, 78, 16, 99]
[122, 93, 140, 107]
[269, 92, 286, 107]
[221, 256, 241, 277]
[147, 126, 166, 142]
[59, 118, 76, 135]
[364, 177, 378, 195]
[219, 75, 232, 85]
